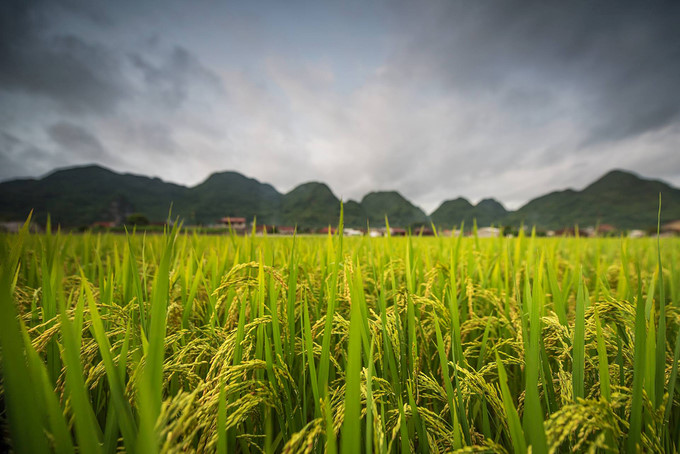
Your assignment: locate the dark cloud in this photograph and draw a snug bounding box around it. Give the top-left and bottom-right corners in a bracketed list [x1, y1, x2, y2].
[0, 131, 54, 179]
[387, 1, 680, 145]
[114, 121, 182, 158]
[57, 0, 114, 27]
[47, 122, 107, 159]
[0, 0, 128, 114]
[129, 45, 223, 109]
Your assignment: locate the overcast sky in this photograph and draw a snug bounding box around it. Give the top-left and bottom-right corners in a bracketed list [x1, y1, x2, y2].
[1, 0, 679, 211]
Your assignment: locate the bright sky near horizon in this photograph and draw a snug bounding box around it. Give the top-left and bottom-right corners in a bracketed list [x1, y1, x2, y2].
[1, 0, 679, 211]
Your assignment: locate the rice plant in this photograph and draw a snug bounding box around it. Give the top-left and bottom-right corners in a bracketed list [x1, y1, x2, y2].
[1, 216, 680, 453]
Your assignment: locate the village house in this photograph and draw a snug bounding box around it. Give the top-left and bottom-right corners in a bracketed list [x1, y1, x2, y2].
[219, 217, 247, 232]
[555, 227, 578, 236]
[476, 227, 501, 238]
[596, 224, 616, 235]
[277, 226, 296, 235]
[662, 220, 680, 236]
[0, 221, 42, 233]
[254, 225, 276, 235]
[584, 224, 617, 237]
[390, 227, 407, 236]
[369, 228, 383, 237]
[582, 227, 596, 237]
[413, 226, 434, 236]
[628, 229, 646, 238]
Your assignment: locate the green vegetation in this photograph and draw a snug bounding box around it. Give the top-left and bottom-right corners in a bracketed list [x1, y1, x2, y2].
[360, 191, 429, 227]
[280, 182, 342, 227]
[0, 165, 185, 227]
[507, 170, 680, 229]
[0, 166, 418, 229]
[2, 166, 679, 230]
[431, 198, 507, 229]
[181, 171, 282, 225]
[125, 213, 150, 226]
[2, 214, 680, 453]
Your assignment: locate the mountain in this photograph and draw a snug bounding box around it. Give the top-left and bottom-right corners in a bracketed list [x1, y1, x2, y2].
[1, 165, 679, 230]
[475, 199, 508, 226]
[360, 191, 429, 227]
[506, 170, 680, 229]
[280, 182, 340, 227]
[0, 165, 186, 226]
[0, 165, 428, 229]
[341, 200, 367, 228]
[180, 171, 281, 225]
[276, 184, 431, 229]
[430, 198, 474, 228]
[430, 197, 507, 228]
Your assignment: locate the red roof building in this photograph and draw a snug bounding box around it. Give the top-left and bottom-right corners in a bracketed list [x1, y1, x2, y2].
[219, 217, 247, 230]
[555, 227, 577, 237]
[595, 224, 617, 235]
[254, 225, 276, 234]
[414, 227, 435, 236]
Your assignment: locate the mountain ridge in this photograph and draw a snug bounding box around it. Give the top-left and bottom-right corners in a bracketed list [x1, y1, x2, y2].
[1, 164, 678, 229]
[506, 169, 680, 229]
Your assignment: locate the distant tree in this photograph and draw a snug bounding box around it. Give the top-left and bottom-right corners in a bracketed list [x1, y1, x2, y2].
[125, 213, 149, 226]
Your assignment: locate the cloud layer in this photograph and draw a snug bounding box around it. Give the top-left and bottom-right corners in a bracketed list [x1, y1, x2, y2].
[1, 0, 679, 211]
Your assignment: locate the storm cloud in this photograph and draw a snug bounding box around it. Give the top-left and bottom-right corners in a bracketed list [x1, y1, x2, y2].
[47, 122, 109, 160]
[386, 2, 680, 145]
[1, 0, 679, 211]
[0, 0, 128, 114]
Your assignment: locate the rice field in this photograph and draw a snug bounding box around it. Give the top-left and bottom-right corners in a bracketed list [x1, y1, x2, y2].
[1, 217, 680, 453]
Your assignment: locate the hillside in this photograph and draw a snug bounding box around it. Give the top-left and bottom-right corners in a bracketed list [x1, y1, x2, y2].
[279, 185, 429, 229]
[507, 170, 680, 229]
[280, 182, 340, 228]
[179, 171, 282, 225]
[1, 165, 679, 230]
[430, 197, 507, 228]
[0, 165, 186, 226]
[343, 200, 368, 228]
[0, 165, 427, 229]
[361, 191, 429, 228]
